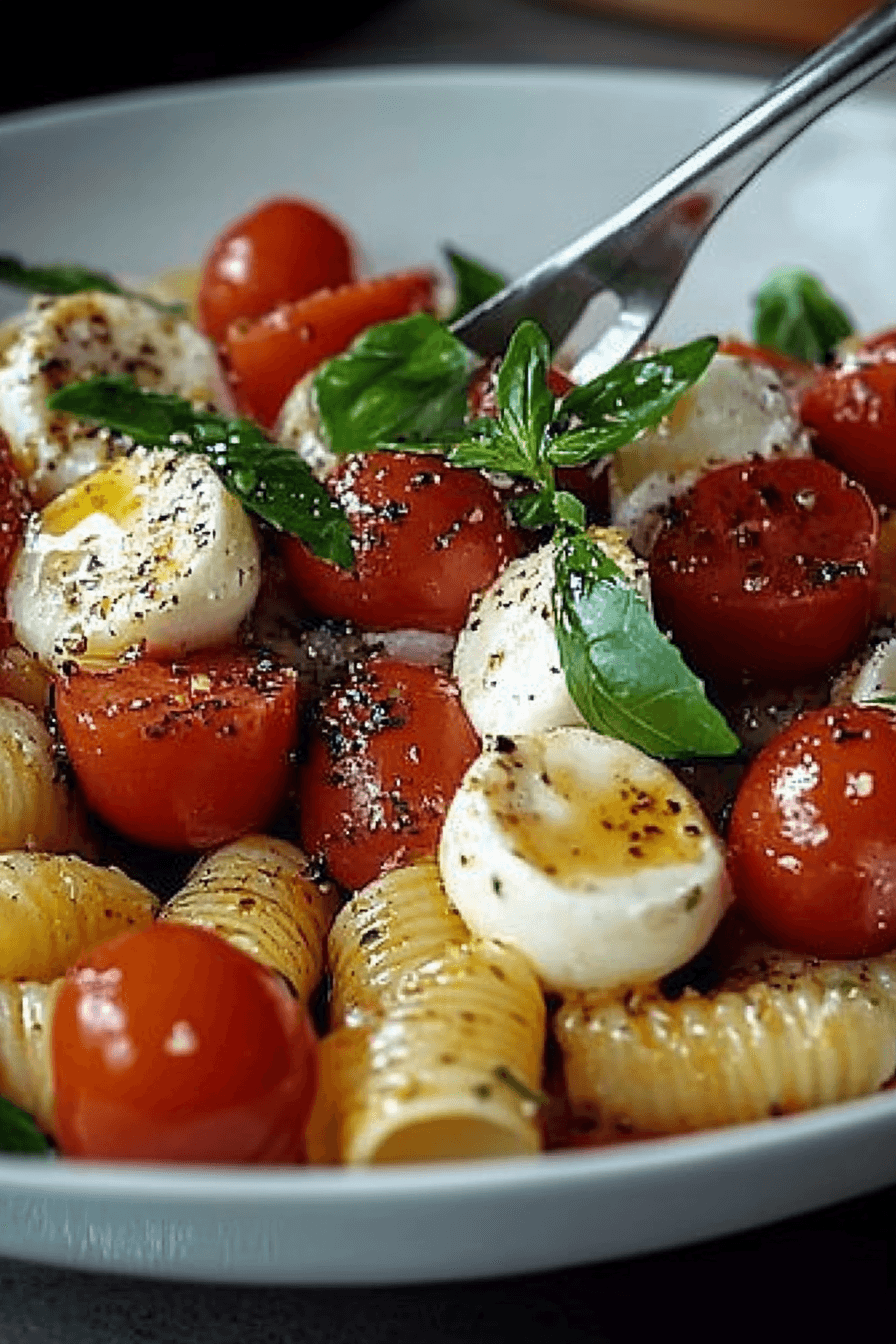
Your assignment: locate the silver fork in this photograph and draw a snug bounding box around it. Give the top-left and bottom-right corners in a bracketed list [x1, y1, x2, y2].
[450, 2, 896, 381]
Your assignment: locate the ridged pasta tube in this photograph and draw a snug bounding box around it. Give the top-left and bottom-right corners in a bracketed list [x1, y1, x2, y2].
[306, 860, 546, 1165]
[0, 978, 61, 1134]
[0, 697, 92, 854]
[160, 834, 336, 1002]
[556, 947, 896, 1136]
[0, 852, 158, 980]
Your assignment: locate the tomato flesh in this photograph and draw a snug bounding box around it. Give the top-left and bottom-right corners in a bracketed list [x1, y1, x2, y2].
[648, 456, 879, 686]
[727, 704, 896, 958]
[283, 451, 519, 633]
[298, 657, 479, 891]
[224, 269, 436, 429]
[53, 923, 318, 1163]
[800, 344, 896, 506]
[54, 649, 299, 850]
[196, 196, 356, 345]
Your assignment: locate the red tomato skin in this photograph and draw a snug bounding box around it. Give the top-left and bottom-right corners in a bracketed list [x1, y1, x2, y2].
[53, 923, 318, 1163]
[648, 457, 880, 686]
[298, 657, 479, 891]
[224, 270, 436, 429]
[727, 705, 896, 959]
[717, 338, 813, 380]
[800, 347, 896, 506]
[196, 196, 356, 345]
[282, 451, 520, 633]
[54, 650, 299, 851]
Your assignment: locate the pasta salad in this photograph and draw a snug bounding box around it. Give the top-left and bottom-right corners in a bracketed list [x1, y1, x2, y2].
[0, 197, 895, 1165]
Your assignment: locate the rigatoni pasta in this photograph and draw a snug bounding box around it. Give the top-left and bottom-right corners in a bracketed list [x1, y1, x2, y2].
[0, 978, 61, 1134]
[0, 852, 157, 981]
[556, 947, 896, 1137]
[160, 834, 336, 1002]
[0, 696, 91, 855]
[307, 860, 546, 1164]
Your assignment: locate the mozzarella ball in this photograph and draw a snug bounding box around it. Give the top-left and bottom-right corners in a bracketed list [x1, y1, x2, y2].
[7, 447, 260, 669]
[453, 528, 648, 739]
[439, 727, 729, 992]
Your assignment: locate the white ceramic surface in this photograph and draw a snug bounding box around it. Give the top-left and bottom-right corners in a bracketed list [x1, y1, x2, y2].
[2, 66, 896, 1285]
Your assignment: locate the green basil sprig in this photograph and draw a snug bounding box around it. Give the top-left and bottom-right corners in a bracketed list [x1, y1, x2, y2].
[314, 313, 472, 455]
[444, 247, 507, 323]
[0, 254, 187, 317]
[46, 376, 353, 568]
[753, 268, 853, 364]
[0, 1096, 49, 1155]
[553, 530, 740, 759]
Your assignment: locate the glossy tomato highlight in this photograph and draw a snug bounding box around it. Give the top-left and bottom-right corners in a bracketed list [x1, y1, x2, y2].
[53, 923, 318, 1163]
[727, 704, 896, 959]
[800, 342, 896, 506]
[299, 657, 480, 891]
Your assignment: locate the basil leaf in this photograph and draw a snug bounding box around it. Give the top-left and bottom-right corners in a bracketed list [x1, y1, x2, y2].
[0, 254, 187, 317]
[753, 269, 853, 364]
[549, 337, 718, 466]
[553, 529, 740, 759]
[313, 313, 471, 455]
[46, 376, 353, 568]
[511, 488, 585, 530]
[495, 320, 556, 483]
[0, 1096, 49, 1155]
[444, 247, 507, 323]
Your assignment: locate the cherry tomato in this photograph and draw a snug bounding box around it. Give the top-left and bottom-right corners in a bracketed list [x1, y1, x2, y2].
[800, 342, 896, 506]
[717, 337, 812, 380]
[727, 704, 896, 958]
[54, 649, 299, 850]
[648, 456, 879, 686]
[196, 196, 356, 345]
[53, 923, 318, 1162]
[282, 451, 519, 633]
[224, 269, 436, 429]
[298, 656, 479, 891]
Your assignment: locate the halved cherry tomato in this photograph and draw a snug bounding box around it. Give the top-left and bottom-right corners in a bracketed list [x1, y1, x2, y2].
[224, 269, 436, 429]
[649, 456, 879, 686]
[298, 657, 479, 891]
[53, 923, 318, 1163]
[727, 704, 896, 958]
[196, 196, 356, 345]
[282, 450, 519, 633]
[54, 649, 299, 850]
[718, 338, 813, 380]
[800, 343, 896, 506]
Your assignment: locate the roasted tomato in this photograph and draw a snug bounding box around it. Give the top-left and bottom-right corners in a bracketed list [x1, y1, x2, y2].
[282, 450, 520, 633]
[53, 923, 318, 1163]
[727, 704, 896, 959]
[224, 269, 436, 429]
[54, 649, 299, 850]
[196, 196, 356, 345]
[648, 456, 879, 686]
[800, 341, 896, 506]
[298, 656, 479, 891]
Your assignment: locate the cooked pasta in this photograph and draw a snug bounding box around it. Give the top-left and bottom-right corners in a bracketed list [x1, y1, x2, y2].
[306, 860, 546, 1164]
[0, 978, 60, 1133]
[0, 697, 91, 854]
[0, 852, 158, 980]
[159, 834, 336, 1002]
[556, 946, 896, 1136]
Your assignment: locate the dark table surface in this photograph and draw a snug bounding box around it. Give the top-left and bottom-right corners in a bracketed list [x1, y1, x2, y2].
[3, 2, 896, 1338]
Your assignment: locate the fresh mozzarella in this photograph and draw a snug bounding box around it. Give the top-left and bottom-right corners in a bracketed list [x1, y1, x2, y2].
[0, 292, 222, 503]
[439, 727, 729, 992]
[851, 637, 896, 707]
[7, 447, 260, 670]
[610, 352, 810, 538]
[453, 528, 649, 739]
[276, 374, 338, 481]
